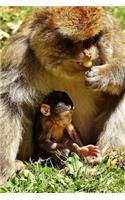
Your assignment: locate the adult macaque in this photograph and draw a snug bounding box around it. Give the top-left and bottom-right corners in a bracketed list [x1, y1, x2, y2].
[34, 91, 100, 162]
[1, 7, 125, 184]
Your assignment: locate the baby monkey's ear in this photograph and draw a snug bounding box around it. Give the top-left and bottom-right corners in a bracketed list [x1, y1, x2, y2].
[72, 106, 75, 110]
[40, 104, 51, 116]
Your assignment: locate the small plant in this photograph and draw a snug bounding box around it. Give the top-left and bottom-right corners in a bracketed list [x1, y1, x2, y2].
[103, 151, 125, 169]
[64, 153, 85, 179]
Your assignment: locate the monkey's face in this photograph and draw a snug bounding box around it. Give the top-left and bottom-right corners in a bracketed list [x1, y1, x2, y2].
[41, 91, 74, 126]
[30, 7, 104, 78]
[51, 101, 73, 127]
[53, 110, 73, 127]
[40, 99, 73, 127]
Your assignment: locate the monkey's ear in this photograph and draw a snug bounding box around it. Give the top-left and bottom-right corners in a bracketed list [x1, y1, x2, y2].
[40, 104, 51, 116]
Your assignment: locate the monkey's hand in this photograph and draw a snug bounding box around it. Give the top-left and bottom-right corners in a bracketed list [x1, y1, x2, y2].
[59, 148, 71, 157]
[85, 63, 123, 95]
[73, 143, 101, 162]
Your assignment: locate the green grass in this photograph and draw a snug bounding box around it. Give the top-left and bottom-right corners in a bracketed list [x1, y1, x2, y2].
[1, 7, 125, 193]
[0, 153, 125, 193]
[0, 6, 125, 51]
[0, 7, 125, 50]
[107, 7, 125, 29]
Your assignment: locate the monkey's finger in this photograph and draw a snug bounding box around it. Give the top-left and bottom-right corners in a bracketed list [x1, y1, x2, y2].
[72, 143, 84, 155]
[72, 143, 79, 148]
[85, 80, 103, 90]
[73, 143, 99, 153]
[73, 144, 90, 153]
[85, 76, 102, 83]
[88, 148, 100, 153]
[80, 149, 99, 157]
[85, 65, 108, 76]
[85, 70, 99, 78]
[85, 67, 103, 77]
[72, 143, 100, 157]
[85, 67, 104, 89]
[86, 144, 99, 148]
[84, 64, 110, 89]
[92, 64, 110, 70]
[86, 146, 101, 156]
[89, 150, 101, 155]
[89, 151, 101, 157]
[88, 148, 101, 155]
[86, 145, 100, 151]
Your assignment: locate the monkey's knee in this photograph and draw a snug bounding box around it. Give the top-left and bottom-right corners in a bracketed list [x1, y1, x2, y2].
[0, 160, 16, 186]
[0, 160, 26, 186]
[15, 160, 26, 172]
[97, 134, 125, 155]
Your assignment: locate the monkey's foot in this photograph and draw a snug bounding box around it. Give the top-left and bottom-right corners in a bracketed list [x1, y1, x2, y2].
[0, 161, 16, 186]
[85, 64, 112, 91]
[84, 154, 102, 164]
[0, 160, 26, 186]
[15, 160, 26, 172]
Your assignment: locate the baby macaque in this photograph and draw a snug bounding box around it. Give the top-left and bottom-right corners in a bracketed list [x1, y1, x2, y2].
[34, 91, 101, 163]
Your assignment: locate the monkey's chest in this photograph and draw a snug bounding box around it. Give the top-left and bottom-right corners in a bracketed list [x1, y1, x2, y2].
[48, 125, 64, 142]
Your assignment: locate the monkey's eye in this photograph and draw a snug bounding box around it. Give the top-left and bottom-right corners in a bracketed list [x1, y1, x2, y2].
[81, 37, 95, 49]
[63, 38, 75, 49]
[82, 32, 102, 48]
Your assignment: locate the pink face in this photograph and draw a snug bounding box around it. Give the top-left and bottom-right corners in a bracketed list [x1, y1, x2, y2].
[53, 110, 73, 127]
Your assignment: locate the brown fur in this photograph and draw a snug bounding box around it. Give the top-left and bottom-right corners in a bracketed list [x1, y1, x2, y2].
[35, 113, 83, 154]
[34, 96, 100, 164]
[34, 92, 84, 159]
[1, 7, 125, 184]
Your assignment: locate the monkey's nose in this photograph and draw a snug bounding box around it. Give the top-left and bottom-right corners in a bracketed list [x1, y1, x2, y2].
[83, 49, 91, 58]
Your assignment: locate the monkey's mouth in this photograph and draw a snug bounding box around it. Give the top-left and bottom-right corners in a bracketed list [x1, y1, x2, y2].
[74, 61, 87, 71]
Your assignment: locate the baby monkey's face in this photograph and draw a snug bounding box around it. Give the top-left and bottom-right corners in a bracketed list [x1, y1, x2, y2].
[53, 110, 73, 127]
[52, 103, 73, 127]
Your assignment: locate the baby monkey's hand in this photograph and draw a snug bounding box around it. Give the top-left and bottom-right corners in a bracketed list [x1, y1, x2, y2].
[72, 143, 102, 163]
